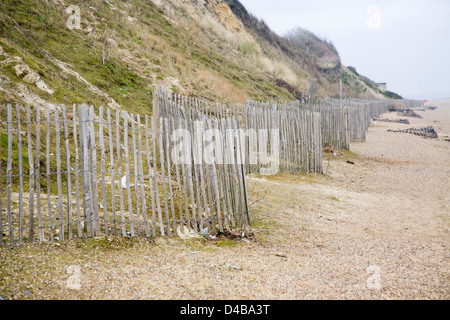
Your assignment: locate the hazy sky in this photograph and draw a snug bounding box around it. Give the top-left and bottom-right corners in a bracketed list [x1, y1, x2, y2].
[238, 0, 450, 100]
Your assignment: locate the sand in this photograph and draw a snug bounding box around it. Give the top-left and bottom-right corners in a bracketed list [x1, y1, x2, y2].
[1, 99, 449, 300]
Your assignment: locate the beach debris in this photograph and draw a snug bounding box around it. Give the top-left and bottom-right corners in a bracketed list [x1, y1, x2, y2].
[373, 118, 410, 124]
[324, 148, 336, 155]
[397, 109, 422, 118]
[346, 160, 355, 165]
[176, 225, 203, 240]
[120, 175, 128, 189]
[387, 126, 438, 139]
[199, 226, 208, 236]
[221, 263, 241, 270]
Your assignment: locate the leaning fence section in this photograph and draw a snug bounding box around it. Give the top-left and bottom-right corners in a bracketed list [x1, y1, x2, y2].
[153, 92, 251, 237]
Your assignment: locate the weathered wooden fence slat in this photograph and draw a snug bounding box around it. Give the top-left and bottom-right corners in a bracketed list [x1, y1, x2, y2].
[107, 108, 117, 235]
[73, 105, 82, 238]
[144, 115, 157, 238]
[6, 105, 14, 247]
[0, 106, 3, 246]
[16, 105, 24, 245]
[35, 107, 44, 241]
[26, 105, 34, 243]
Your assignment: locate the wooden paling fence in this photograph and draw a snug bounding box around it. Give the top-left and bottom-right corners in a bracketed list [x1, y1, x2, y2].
[311, 98, 422, 146]
[155, 89, 423, 177]
[0, 103, 250, 247]
[155, 89, 323, 175]
[0, 90, 423, 247]
[244, 101, 322, 174]
[301, 102, 349, 149]
[153, 92, 251, 237]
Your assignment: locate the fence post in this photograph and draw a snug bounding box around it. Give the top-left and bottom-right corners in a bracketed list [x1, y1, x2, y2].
[35, 107, 43, 241]
[344, 107, 350, 150]
[89, 106, 100, 235]
[0, 105, 3, 246]
[46, 108, 54, 241]
[26, 105, 35, 242]
[16, 105, 24, 245]
[62, 106, 73, 240]
[55, 107, 64, 241]
[73, 105, 82, 237]
[6, 104, 14, 247]
[79, 104, 93, 237]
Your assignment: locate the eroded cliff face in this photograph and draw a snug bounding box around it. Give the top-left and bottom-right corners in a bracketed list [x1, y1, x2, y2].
[0, 0, 384, 111]
[143, 0, 380, 100]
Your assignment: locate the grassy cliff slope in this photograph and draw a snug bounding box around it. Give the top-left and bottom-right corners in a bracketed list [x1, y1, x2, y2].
[0, 0, 401, 114]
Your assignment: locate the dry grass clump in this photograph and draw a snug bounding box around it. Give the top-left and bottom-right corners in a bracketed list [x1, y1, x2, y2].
[194, 68, 248, 103]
